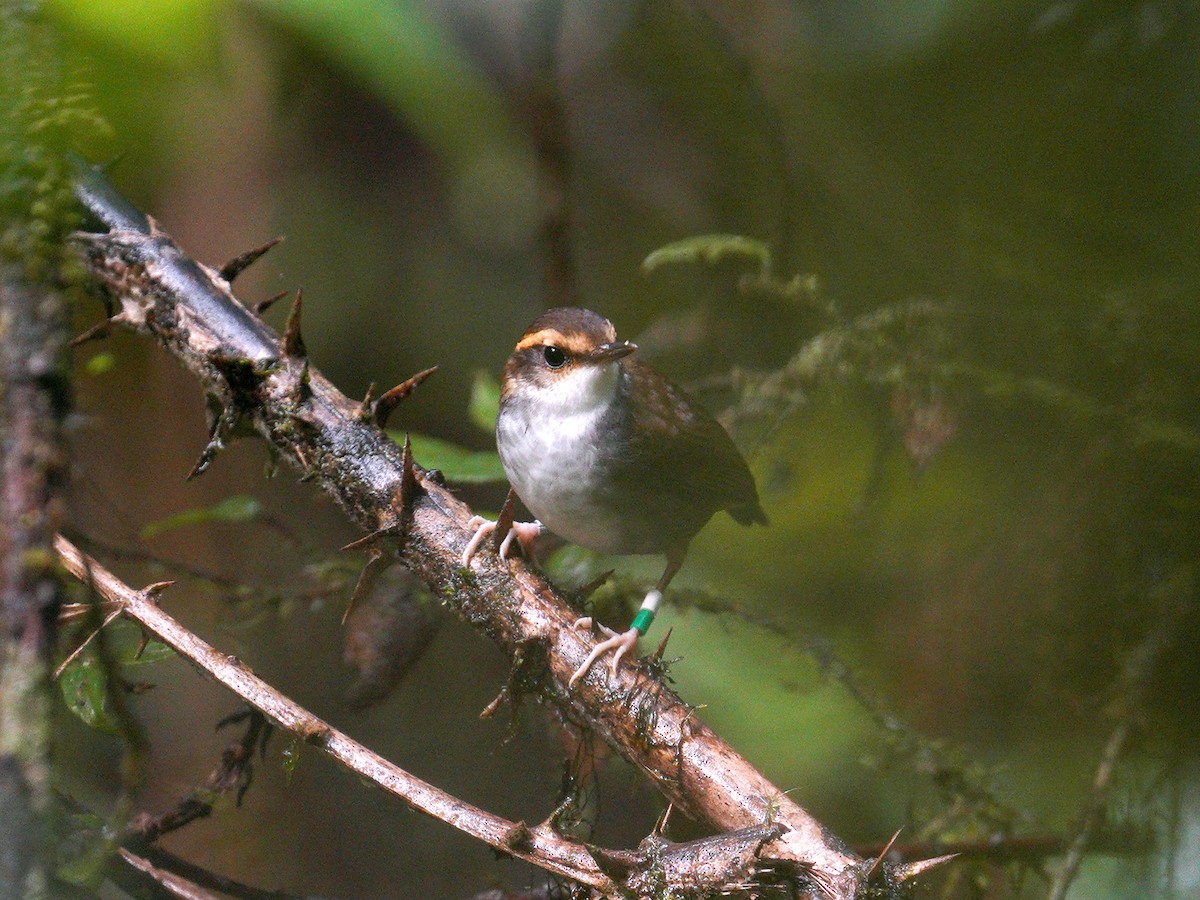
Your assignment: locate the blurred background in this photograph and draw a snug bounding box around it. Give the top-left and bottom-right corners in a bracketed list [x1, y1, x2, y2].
[23, 0, 1200, 896]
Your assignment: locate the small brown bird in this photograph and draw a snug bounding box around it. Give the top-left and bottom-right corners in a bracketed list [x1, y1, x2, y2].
[463, 307, 767, 686]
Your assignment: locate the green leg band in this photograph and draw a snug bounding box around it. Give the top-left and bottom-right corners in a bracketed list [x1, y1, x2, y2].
[631, 608, 655, 636]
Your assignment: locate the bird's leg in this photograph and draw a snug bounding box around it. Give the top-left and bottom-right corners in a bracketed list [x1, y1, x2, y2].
[568, 554, 683, 688]
[461, 489, 543, 567]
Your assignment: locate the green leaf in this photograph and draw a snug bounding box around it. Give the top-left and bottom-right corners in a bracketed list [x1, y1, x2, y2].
[118, 638, 175, 667]
[106, 620, 176, 666]
[642, 233, 772, 276]
[395, 433, 506, 483]
[84, 351, 115, 376]
[60, 656, 120, 735]
[140, 495, 262, 539]
[468, 369, 501, 432]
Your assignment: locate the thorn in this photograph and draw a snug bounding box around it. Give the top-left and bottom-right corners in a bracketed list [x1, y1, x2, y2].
[492, 489, 516, 555]
[342, 548, 390, 625]
[253, 289, 289, 316]
[294, 444, 311, 474]
[356, 382, 378, 423]
[502, 821, 532, 852]
[70, 318, 115, 347]
[187, 409, 232, 481]
[134, 630, 151, 660]
[653, 803, 674, 836]
[576, 570, 614, 602]
[54, 607, 123, 679]
[141, 580, 175, 600]
[479, 688, 507, 720]
[340, 525, 398, 553]
[218, 236, 283, 283]
[281, 287, 305, 358]
[399, 433, 418, 512]
[892, 853, 959, 882]
[653, 628, 673, 659]
[866, 827, 903, 880]
[372, 366, 438, 429]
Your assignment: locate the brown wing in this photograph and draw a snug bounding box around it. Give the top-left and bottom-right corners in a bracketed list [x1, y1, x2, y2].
[614, 360, 767, 528]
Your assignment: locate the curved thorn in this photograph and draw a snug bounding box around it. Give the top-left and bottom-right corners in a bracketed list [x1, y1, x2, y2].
[372, 366, 438, 429]
[187, 408, 232, 481]
[866, 827, 903, 879]
[893, 853, 959, 882]
[492, 489, 517, 555]
[281, 288, 305, 358]
[357, 382, 378, 422]
[70, 318, 116, 347]
[142, 580, 176, 600]
[253, 289, 289, 316]
[399, 433, 417, 512]
[219, 236, 283, 283]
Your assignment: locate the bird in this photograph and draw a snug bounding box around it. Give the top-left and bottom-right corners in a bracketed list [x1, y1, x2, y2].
[462, 307, 767, 687]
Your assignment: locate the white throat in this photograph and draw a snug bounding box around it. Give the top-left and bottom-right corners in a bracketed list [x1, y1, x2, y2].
[530, 361, 621, 416]
[496, 361, 626, 550]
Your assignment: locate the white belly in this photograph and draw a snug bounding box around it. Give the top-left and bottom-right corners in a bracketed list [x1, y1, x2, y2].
[497, 398, 628, 553]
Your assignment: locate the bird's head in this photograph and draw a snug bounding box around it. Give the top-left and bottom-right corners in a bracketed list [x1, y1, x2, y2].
[501, 307, 637, 413]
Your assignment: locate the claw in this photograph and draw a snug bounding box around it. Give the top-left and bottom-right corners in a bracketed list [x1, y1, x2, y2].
[568, 626, 640, 689]
[497, 526, 519, 559]
[461, 517, 543, 567]
[462, 516, 495, 567]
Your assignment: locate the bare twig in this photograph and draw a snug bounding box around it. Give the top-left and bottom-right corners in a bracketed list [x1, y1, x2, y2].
[116, 848, 222, 900]
[132, 845, 312, 900]
[53, 606, 122, 678]
[54, 533, 616, 893]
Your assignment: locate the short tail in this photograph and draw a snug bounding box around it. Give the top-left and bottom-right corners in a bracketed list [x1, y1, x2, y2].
[729, 500, 769, 527]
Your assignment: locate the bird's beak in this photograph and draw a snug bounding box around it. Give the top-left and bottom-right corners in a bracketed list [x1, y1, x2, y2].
[591, 340, 637, 362]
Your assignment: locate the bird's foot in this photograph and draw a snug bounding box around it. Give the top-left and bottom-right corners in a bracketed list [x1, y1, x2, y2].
[461, 516, 542, 567]
[568, 619, 639, 689]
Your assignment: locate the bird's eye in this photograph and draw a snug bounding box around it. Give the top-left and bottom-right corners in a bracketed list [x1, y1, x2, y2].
[543, 346, 567, 368]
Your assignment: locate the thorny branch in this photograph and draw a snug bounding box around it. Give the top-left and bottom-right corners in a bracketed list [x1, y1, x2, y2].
[54, 534, 615, 893]
[65, 162, 919, 897]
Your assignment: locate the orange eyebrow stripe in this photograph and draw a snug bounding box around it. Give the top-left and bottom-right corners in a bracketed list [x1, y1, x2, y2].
[515, 329, 562, 351]
[514, 329, 594, 355]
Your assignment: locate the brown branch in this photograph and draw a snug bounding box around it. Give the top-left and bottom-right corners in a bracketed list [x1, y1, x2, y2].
[54, 533, 615, 893]
[122, 844, 312, 900]
[69, 162, 886, 897]
[116, 847, 223, 900]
